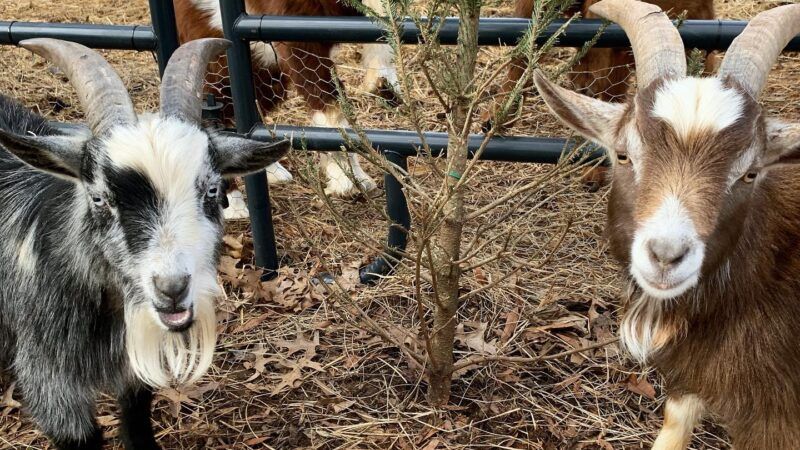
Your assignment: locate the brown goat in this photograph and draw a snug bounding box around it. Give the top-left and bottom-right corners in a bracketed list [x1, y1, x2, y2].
[535, 1, 800, 448]
[174, 0, 398, 207]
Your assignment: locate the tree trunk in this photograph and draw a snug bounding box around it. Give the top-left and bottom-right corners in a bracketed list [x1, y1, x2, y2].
[426, 1, 480, 407]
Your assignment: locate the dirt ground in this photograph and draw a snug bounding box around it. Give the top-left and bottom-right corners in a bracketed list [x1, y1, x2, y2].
[0, 0, 798, 448]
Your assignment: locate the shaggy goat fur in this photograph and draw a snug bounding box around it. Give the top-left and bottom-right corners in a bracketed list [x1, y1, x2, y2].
[0, 38, 288, 450]
[534, 1, 800, 448]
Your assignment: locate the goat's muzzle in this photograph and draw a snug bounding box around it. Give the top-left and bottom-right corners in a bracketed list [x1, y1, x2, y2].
[629, 196, 706, 299]
[152, 274, 193, 331]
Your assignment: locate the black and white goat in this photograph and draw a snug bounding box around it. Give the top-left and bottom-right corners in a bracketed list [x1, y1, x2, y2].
[0, 38, 288, 449]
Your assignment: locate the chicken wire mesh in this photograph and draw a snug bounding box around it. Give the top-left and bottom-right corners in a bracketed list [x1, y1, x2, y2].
[201, 41, 642, 219]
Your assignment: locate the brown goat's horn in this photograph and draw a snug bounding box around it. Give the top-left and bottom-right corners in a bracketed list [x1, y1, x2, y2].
[160, 38, 231, 124]
[20, 38, 137, 135]
[718, 4, 800, 99]
[589, 0, 686, 90]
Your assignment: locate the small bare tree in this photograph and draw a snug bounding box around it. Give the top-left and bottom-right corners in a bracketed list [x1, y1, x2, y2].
[291, 0, 606, 407]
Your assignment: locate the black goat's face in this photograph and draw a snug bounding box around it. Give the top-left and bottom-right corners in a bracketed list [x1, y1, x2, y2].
[86, 116, 227, 330]
[0, 114, 289, 386]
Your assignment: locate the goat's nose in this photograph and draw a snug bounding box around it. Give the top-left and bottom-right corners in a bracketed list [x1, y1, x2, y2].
[647, 238, 690, 269]
[153, 274, 190, 302]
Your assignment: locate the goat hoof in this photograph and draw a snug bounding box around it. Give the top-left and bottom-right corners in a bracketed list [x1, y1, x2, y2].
[223, 190, 250, 220]
[324, 174, 377, 198]
[266, 162, 293, 185]
[357, 175, 378, 193]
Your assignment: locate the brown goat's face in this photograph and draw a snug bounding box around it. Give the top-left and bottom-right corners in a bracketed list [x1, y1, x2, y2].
[535, 71, 800, 300]
[620, 78, 762, 298]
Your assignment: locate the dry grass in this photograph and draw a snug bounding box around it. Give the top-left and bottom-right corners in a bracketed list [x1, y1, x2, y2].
[0, 0, 798, 449]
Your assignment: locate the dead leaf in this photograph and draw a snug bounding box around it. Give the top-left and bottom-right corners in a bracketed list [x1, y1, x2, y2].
[473, 267, 488, 285]
[338, 263, 362, 292]
[181, 381, 220, 400]
[223, 234, 244, 251]
[156, 381, 219, 419]
[218, 256, 242, 287]
[158, 388, 190, 418]
[271, 366, 303, 395]
[245, 436, 269, 446]
[596, 437, 614, 450]
[232, 312, 271, 333]
[242, 269, 272, 301]
[456, 321, 499, 355]
[499, 306, 520, 345]
[96, 415, 119, 427]
[274, 330, 319, 359]
[526, 315, 585, 335]
[332, 399, 356, 413]
[626, 374, 656, 400]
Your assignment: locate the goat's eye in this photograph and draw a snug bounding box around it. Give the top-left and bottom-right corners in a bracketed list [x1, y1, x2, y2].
[617, 153, 631, 165]
[206, 185, 219, 198]
[91, 195, 105, 207]
[742, 171, 758, 183]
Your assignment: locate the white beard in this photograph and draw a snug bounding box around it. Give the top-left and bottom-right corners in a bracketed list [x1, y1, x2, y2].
[124, 272, 221, 387]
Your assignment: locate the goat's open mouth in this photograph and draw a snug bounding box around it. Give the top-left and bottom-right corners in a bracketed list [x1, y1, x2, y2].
[157, 309, 193, 331]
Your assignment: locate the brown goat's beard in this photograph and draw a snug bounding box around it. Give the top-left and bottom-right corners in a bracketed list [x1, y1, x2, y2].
[618, 279, 681, 363]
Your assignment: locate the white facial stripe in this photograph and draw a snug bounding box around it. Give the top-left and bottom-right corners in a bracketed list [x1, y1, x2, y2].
[103, 115, 210, 202]
[100, 114, 223, 387]
[652, 77, 745, 139]
[630, 195, 705, 299]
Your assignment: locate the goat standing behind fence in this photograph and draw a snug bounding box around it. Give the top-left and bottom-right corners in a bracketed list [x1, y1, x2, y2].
[0, 38, 288, 450]
[535, 0, 800, 448]
[486, 0, 716, 192]
[174, 0, 400, 213]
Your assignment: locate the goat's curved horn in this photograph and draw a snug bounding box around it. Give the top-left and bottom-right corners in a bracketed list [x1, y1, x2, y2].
[160, 38, 231, 124]
[20, 38, 137, 135]
[718, 4, 800, 99]
[589, 0, 686, 90]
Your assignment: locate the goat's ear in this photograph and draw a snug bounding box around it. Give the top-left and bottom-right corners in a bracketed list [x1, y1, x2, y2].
[533, 70, 626, 151]
[0, 128, 85, 180]
[762, 118, 800, 171]
[211, 132, 291, 177]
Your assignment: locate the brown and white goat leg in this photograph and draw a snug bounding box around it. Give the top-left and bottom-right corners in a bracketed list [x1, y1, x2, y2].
[276, 41, 377, 196]
[652, 395, 705, 450]
[173, 0, 294, 211]
[359, 0, 401, 104]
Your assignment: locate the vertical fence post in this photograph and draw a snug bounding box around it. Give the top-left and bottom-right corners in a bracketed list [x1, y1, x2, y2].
[220, 0, 281, 279]
[148, 0, 180, 76]
[360, 151, 411, 284]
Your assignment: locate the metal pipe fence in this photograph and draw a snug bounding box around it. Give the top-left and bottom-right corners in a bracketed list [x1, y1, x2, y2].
[2, 2, 798, 283]
[238, 16, 800, 50]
